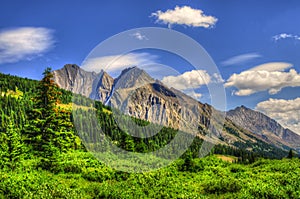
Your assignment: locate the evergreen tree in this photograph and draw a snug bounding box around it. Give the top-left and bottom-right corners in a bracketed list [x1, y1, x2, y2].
[180, 151, 196, 171]
[287, 149, 294, 159]
[0, 121, 24, 170]
[24, 68, 75, 168]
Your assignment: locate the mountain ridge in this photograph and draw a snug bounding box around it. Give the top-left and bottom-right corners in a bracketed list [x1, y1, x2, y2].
[227, 105, 300, 151]
[52, 64, 300, 153]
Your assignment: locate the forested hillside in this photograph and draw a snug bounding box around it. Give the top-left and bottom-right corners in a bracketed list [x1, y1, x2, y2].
[0, 69, 299, 198]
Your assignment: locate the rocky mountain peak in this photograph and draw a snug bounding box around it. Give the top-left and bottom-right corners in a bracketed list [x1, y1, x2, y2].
[114, 66, 155, 89]
[234, 105, 250, 112]
[63, 64, 80, 70]
[52, 64, 113, 103]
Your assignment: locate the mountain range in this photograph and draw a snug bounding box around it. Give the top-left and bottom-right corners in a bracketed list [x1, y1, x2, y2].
[53, 64, 300, 153]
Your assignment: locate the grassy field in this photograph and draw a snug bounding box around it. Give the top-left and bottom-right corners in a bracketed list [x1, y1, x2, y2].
[1, 152, 299, 199]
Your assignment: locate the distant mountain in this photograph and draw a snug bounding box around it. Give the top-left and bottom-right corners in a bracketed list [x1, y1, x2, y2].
[227, 106, 300, 152]
[53, 65, 299, 155]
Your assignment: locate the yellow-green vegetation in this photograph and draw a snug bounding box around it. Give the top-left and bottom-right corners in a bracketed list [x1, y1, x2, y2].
[215, 154, 238, 163]
[1, 88, 23, 98]
[0, 153, 299, 199]
[102, 107, 112, 114]
[57, 103, 96, 111]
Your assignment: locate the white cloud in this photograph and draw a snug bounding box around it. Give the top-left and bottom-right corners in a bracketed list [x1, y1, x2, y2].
[249, 62, 292, 72]
[183, 89, 202, 100]
[161, 70, 211, 90]
[82, 53, 158, 76]
[0, 27, 54, 64]
[151, 6, 217, 28]
[221, 53, 261, 66]
[225, 62, 300, 96]
[256, 98, 300, 134]
[161, 70, 223, 100]
[161, 70, 224, 90]
[273, 33, 300, 41]
[131, 32, 148, 41]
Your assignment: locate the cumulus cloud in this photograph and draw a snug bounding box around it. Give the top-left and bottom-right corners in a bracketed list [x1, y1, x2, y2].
[221, 53, 261, 66]
[131, 32, 148, 41]
[249, 62, 292, 72]
[161, 70, 223, 99]
[151, 6, 217, 28]
[82, 53, 158, 76]
[273, 33, 300, 41]
[161, 70, 211, 90]
[0, 27, 54, 64]
[225, 62, 300, 96]
[256, 98, 300, 134]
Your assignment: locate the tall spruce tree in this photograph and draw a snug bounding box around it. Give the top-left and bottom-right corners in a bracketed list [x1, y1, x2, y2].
[25, 68, 75, 168]
[0, 120, 24, 170]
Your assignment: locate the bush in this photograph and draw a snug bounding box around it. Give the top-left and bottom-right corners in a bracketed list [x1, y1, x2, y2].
[82, 167, 115, 182]
[203, 178, 242, 194]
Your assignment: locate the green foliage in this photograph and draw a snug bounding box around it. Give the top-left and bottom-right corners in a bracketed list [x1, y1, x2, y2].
[180, 151, 197, 172]
[0, 121, 24, 170]
[24, 68, 75, 169]
[0, 151, 299, 198]
[203, 177, 242, 194]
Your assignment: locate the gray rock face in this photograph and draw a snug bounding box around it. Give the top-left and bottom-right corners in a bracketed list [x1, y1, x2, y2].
[227, 106, 300, 150]
[52, 64, 114, 103]
[90, 71, 114, 103]
[109, 67, 213, 134]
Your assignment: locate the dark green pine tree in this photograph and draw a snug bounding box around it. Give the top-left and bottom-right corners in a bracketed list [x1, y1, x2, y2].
[287, 149, 294, 159]
[25, 67, 75, 168]
[0, 120, 24, 170]
[180, 150, 196, 172]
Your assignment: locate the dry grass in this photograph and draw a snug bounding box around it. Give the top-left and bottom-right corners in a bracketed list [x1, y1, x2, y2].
[215, 155, 237, 163]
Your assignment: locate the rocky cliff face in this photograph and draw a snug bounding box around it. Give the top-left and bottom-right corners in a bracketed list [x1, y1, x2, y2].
[227, 106, 300, 150]
[108, 67, 213, 135]
[52, 64, 114, 103]
[90, 71, 114, 103]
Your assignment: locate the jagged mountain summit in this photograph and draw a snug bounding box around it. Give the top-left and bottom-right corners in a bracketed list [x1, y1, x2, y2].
[227, 105, 300, 151]
[114, 66, 155, 89]
[53, 64, 114, 103]
[53, 64, 300, 153]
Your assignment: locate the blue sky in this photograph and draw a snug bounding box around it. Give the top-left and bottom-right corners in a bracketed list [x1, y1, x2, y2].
[1, 0, 300, 133]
